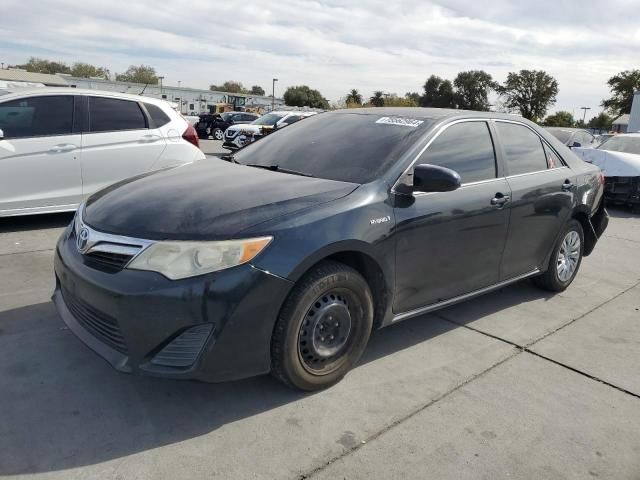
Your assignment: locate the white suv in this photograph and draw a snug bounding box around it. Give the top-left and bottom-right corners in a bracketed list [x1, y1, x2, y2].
[0, 88, 205, 217]
[222, 110, 318, 150]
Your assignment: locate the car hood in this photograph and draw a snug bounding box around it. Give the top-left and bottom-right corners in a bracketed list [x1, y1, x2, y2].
[226, 124, 264, 134]
[574, 148, 640, 176]
[84, 160, 358, 240]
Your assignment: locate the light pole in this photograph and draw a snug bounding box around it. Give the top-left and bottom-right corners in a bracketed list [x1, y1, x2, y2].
[272, 78, 278, 110]
[158, 76, 164, 97]
[178, 80, 182, 114]
[580, 106, 591, 125]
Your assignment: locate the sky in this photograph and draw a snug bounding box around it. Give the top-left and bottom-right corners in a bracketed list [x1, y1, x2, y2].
[1, 0, 639, 118]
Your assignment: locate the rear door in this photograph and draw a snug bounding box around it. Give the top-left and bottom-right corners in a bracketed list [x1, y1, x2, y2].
[495, 121, 574, 279]
[0, 94, 82, 213]
[393, 120, 511, 312]
[81, 96, 166, 196]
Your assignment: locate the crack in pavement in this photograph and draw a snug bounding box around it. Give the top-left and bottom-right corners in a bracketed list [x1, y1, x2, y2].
[300, 279, 640, 479]
[434, 278, 640, 401]
[0, 248, 55, 257]
[603, 234, 640, 244]
[298, 349, 521, 480]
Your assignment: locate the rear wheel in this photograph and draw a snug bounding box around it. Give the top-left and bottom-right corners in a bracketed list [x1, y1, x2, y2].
[533, 219, 584, 292]
[271, 261, 374, 391]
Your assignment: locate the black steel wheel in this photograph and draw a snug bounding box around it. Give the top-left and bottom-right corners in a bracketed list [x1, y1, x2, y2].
[271, 261, 374, 391]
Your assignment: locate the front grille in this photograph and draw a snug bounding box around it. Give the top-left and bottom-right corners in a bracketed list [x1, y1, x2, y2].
[62, 288, 128, 354]
[84, 250, 134, 273]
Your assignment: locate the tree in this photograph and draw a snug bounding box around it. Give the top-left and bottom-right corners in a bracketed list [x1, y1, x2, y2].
[14, 57, 71, 75]
[370, 91, 385, 107]
[116, 65, 158, 84]
[209, 80, 245, 93]
[601, 70, 640, 115]
[453, 70, 495, 111]
[498, 70, 559, 121]
[405, 92, 422, 105]
[70, 62, 110, 79]
[250, 85, 265, 96]
[383, 93, 418, 107]
[420, 75, 454, 108]
[544, 111, 575, 127]
[283, 85, 330, 109]
[588, 112, 613, 131]
[345, 89, 363, 106]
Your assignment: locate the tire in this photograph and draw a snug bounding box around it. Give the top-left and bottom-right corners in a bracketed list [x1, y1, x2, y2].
[213, 128, 224, 140]
[533, 219, 584, 292]
[271, 261, 374, 391]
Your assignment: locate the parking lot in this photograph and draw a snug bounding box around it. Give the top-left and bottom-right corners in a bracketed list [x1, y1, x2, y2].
[0, 205, 637, 479]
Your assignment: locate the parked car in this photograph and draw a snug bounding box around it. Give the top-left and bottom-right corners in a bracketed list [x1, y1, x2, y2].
[545, 127, 597, 149]
[595, 133, 615, 146]
[54, 108, 608, 391]
[223, 110, 318, 150]
[194, 111, 259, 140]
[0, 88, 204, 217]
[574, 133, 640, 212]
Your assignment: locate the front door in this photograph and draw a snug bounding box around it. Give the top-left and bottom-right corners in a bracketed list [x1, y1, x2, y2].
[0, 95, 82, 214]
[393, 120, 511, 313]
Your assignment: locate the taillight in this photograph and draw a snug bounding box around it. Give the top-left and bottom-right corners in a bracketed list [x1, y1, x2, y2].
[182, 124, 200, 149]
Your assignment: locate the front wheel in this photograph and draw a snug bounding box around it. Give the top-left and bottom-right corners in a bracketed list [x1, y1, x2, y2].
[533, 219, 584, 292]
[271, 261, 374, 391]
[213, 128, 224, 140]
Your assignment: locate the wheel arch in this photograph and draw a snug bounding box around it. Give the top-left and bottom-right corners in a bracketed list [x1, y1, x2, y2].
[287, 242, 392, 330]
[571, 206, 597, 256]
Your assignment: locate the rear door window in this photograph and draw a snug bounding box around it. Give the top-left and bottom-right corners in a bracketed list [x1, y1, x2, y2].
[144, 103, 171, 128]
[419, 121, 497, 183]
[88, 97, 147, 133]
[0, 95, 73, 138]
[282, 115, 303, 126]
[496, 122, 548, 175]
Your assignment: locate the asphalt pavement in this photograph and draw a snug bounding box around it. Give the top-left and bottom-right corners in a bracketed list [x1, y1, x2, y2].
[0, 207, 639, 479]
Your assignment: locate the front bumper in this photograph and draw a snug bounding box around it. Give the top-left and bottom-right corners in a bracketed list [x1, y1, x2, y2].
[53, 229, 293, 382]
[604, 176, 640, 205]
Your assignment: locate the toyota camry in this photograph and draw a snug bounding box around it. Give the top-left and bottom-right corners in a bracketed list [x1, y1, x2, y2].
[53, 108, 609, 391]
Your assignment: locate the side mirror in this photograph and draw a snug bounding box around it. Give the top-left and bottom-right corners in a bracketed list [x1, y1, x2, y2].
[413, 164, 461, 193]
[570, 141, 581, 148]
[0, 128, 4, 140]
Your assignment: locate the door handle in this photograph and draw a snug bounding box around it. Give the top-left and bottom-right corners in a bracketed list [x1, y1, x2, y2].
[49, 144, 77, 153]
[561, 180, 574, 191]
[140, 134, 162, 143]
[491, 193, 510, 206]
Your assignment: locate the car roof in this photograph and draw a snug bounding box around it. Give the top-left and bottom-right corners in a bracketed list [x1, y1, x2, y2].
[545, 127, 589, 133]
[0, 87, 173, 108]
[331, 107, 535, 123]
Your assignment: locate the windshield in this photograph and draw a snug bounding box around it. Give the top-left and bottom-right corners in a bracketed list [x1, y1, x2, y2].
[221, 112, 233, 122]
[233, 112, 433, 183]
[597, 135, 640, 155]
[252, 113, 285, 126]
[546, 128, 572, 144]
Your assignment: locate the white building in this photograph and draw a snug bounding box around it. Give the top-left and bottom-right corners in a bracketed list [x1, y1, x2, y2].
[63, 76, 285, 114]
[627, 91, 640, 133]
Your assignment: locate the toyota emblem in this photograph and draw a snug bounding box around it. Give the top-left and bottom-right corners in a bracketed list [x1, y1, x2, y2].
[76, 226, 90, 253]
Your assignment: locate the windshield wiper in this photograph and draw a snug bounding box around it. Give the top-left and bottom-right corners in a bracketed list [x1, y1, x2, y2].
[245, 164, 314, 177]
[220, 154, 240, 164]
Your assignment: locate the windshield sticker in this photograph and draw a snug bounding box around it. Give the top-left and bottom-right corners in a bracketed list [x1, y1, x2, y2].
[376, 116, 424, 128]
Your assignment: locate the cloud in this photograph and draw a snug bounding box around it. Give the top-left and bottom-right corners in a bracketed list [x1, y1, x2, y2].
[1, 0, 638, 114]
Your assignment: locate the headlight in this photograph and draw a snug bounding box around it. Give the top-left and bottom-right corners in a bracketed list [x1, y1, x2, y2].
[127, 236, 272, 280]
